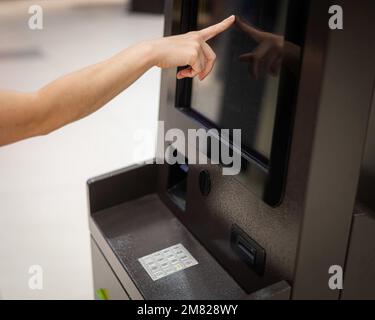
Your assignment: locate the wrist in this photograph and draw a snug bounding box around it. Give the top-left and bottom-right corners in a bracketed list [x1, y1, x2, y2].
[138, 40, 161, 68]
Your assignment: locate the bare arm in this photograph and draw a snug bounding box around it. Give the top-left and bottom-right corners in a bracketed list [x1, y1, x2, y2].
[0, 16, 235, 146]
[0, 44, 155, 145]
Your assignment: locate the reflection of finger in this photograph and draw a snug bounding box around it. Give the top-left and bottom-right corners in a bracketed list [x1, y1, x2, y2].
[236, 17, 265, 43]
[239, 53, 259, 79]
[199, 15, 235, 41]
[264, 49, 279, 75]
[239, 52, 253, 61]
[253, 56, 262, 80]
[270, 57, 282, 76]
[200, 42, 216, 80]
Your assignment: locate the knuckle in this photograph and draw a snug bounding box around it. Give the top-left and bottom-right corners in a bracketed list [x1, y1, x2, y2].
[192, 41, 201, 50]
[196, 34, 203, 42]
[190, 49, 199, 60]
[189, 31, 201, 41]
[192, 32, 201, 40]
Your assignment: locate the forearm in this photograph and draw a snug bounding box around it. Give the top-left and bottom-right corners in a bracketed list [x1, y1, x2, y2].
[35, 42, 155, 135]
[0, 16, 234, 146]
[0, 43, 155, 146]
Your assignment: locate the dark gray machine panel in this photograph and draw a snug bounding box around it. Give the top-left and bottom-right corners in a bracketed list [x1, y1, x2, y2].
[92, 193, 246, 300]
[157, 0, 330, 295]
[158, 0, 375, 299]
[87, 0, 375, 300]
[88, 164, 248, 300]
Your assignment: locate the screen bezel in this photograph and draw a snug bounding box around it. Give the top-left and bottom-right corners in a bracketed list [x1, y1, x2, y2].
[172, 0, 310, 206]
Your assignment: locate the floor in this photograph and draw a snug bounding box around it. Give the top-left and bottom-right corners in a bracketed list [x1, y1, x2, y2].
[0, 0, 163, 299]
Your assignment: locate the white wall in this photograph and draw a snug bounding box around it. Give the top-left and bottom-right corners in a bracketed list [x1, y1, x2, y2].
[0, 1, 163, 299]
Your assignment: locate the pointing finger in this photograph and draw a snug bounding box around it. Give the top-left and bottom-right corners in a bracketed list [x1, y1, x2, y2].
[199, 15, 235, 41]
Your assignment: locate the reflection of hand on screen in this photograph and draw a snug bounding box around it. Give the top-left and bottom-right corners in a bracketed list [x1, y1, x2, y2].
[236, 17, 284, 79]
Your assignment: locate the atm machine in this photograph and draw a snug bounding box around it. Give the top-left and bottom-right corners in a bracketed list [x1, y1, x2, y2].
[87, 0, 375, 300]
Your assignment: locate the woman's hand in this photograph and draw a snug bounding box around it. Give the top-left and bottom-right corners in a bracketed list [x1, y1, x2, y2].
[150, 15, 235, 81]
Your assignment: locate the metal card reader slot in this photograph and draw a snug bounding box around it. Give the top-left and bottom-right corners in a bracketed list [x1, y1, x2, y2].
[231, 224, 266, 276]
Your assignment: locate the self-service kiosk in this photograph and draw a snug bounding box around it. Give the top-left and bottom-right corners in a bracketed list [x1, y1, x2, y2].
[88, 0, 375, 300]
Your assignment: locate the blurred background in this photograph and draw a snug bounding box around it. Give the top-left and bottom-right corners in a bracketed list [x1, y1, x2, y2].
[0, 0, 164, 299]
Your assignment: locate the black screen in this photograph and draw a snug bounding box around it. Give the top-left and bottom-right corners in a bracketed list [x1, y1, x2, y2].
[190, 0, 291, 161]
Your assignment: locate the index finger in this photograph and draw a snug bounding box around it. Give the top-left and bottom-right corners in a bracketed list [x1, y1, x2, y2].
[198, 15, 235, 41]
